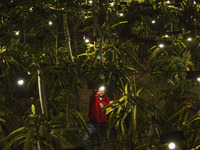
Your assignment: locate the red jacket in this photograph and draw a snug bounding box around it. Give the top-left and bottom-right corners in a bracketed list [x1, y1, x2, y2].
[89, 92, 111, 124]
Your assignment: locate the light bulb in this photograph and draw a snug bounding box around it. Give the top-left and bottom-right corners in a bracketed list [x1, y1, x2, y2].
[187, 37, 192, 41]
[168, 142, 176, 149]
[119, 13, 124, 17]
[18, 79, 24, 85]
[159, 44, 164, 48]
[15, 31, 20, 35]
[48, 21, 52, 25]
[165, 34, 169, 38]
[152, 20, 156, 24]
[99, 86, 105, 91]
[85, 39, 90, 43]
[110, 2, 114, 6]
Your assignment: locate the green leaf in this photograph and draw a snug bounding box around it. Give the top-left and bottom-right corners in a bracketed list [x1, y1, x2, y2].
[168, 108, 185, 121]
[125, 84, 128, 95]
[4, 134, 25, 150]
[29, 7, 33, 12]
[136, 87, 144, 97]
[72, 109, 88, 130]
[51, 134, 73, 149]
[31, 105, 36, 115]
[1, 127, 25, 143]
[111, 21, 128, 28]
[77, 53, 93, 58]
[23, 128, 35, 150]
[41, 140, 55, 150]
[105, 107, 114, 114]
[0, 118, 6, 124]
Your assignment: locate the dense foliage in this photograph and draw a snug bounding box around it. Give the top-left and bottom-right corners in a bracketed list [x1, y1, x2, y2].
[1, 0, 200, 149]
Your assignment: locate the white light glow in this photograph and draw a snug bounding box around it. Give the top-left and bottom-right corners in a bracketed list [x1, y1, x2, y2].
[197, 77, 200, 82]
[15, 31, 20, 35]
[159, 44, 164, 48]
[165, 34, 169, 38]
[152, 20, 156, 24]
[85, 39, 90, 43]
[119, 13, 124, 17]
[48, 21, 52, 25]
[99, 86, 105, 91]
[187, 37, 192, 41]
[168, 142, 176, 149]
[194, 1, 196, 4]
[110, 2, 114, 6]
[89, 0, 92, 4]
[18, 79, 24, 85]
[167, 0, 170, 4]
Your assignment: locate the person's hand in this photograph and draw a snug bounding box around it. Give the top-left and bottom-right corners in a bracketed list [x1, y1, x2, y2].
[109, 100, 116, 106]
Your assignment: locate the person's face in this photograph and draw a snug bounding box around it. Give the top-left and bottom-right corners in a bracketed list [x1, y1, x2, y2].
[97, 90, 105, 97]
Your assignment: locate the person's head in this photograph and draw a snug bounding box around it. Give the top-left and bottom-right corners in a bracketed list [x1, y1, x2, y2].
[97, 86, 105, 97]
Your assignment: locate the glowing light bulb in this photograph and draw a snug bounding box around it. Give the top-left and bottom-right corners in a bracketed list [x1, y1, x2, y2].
[89, 0, 92, 4]
[194, 1, 196, 4]
[99, 86, 105, 91]
[197, 77, 200, 82]
[85, 39, 90, 43]
[165, 34, 169, 38]
[159, 44, 164, 48]
[15, 31, 20, 35]
[18, 79, 24, 85]
[119, 13, 124, 17]
[166, 0, 170, 4]
[48, 21, 52, 25]
[168, 142, 176, 149]
[187, 37, 192, 41]
[152, 20, 156, 24]
[110, 2, 114, 6]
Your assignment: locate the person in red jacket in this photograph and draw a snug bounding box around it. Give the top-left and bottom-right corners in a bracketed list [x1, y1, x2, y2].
[82, 86, 111, 150]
